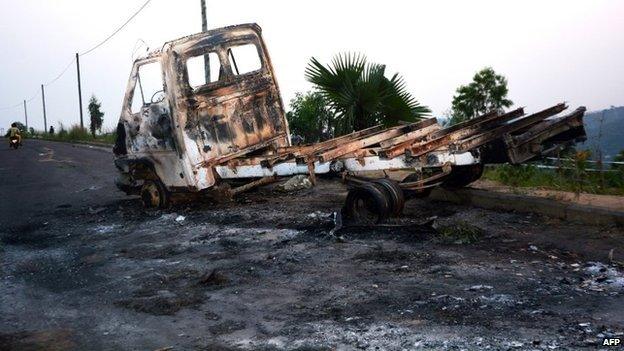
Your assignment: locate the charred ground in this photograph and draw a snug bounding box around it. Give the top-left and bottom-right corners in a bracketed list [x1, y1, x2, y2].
[1, 140, 623, 350]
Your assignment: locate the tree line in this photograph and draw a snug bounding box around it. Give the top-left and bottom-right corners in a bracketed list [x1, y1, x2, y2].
[287, 55, 512, 143]
[8, 94, 104, 138]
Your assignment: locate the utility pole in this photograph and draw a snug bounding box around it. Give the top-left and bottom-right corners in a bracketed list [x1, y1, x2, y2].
[75, 53, 84, 129]
[201, 0, 210, 83]
[41, 84, 47, 133]
[23, 100, 28, 130]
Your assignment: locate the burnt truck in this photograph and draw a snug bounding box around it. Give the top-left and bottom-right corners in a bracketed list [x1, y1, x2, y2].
[113, 23, 586, 222]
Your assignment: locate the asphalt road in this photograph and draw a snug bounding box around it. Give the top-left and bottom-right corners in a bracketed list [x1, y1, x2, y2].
[0, 139, 124, 230]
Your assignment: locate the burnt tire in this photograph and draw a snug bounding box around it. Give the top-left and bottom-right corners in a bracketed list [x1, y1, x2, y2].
[441, 164, 484, 190]
[372, 178, 405, 217]
[140, 179, 170, 209]
[342, 182, 391, 224]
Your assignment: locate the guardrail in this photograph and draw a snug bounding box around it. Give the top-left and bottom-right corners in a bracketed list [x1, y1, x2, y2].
[485, 157, 624, 173]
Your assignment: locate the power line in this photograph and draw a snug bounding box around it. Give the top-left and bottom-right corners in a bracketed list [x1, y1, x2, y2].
[42, 0, 153, 88]
[131, 38, 150, 60]
[79, 0, 153, 57]
[43, 57, 76, 87]
[0, 101, 23, 111]
[25, 93, 38, 103]
[0, 92, 38, 111]
[1, 57, 74, 111]
[1, 0, 154, 112]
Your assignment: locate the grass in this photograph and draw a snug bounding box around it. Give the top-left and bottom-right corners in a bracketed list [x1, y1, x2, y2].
[30, 124, 116, 145]
[483, 154, 624, 196]
[434, 221, 483, 244]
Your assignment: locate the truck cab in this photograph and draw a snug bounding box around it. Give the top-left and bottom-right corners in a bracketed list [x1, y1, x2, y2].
[114, 23, 289, 202]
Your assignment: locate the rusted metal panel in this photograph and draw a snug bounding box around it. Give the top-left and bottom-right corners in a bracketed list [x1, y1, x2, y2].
[452, 104, 567, 152]
[504, 107, 586, 163]
[378, 118, 440, 148]
[170, 25, 289, 161]
[207, 134, 284, 166]
[508, 107, 585, 146]
[260, 124, 385, 167]
[430, 108, 523, 140]
[432, 111, 498, 137]
[377, 123, 440, 159]
[401, 108, 526, 158]
[317, 119, 434, 163]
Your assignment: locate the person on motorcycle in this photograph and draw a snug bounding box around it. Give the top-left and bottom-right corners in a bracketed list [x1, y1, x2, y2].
[9, 123, 22, 146]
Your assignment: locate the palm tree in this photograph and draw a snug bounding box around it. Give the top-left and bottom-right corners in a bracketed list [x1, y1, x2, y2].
[305, 53, 430, 135]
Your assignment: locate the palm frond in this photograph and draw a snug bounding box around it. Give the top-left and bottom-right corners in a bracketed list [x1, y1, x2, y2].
[305, 53, 430, 133]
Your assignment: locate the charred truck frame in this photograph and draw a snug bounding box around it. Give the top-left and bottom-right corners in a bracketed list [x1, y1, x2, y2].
[113, 23, 587, 222]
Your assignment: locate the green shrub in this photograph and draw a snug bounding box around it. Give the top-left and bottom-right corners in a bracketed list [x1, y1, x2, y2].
[483, 155, 624, 196]
[42, 122, 114, 144]
[435, 221, 483, 244]
[57, 123, 69, 140]
[67, 125, 92, 141]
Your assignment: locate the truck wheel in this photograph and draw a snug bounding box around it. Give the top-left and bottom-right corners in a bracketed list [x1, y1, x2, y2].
[140, 180, 170, 209]
[343, 183, 391, 224]
[372, 178, 405, 217]
[441, 164, 484, 189]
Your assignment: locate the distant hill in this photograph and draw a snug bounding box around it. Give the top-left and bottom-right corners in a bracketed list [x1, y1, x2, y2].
[579, 106, 624, 160]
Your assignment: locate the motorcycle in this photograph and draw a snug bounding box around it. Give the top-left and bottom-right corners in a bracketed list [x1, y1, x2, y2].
[9, 136, 20, 149]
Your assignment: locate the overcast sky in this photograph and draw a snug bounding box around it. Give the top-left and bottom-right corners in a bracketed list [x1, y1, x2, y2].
[1, 0, 623, 132]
